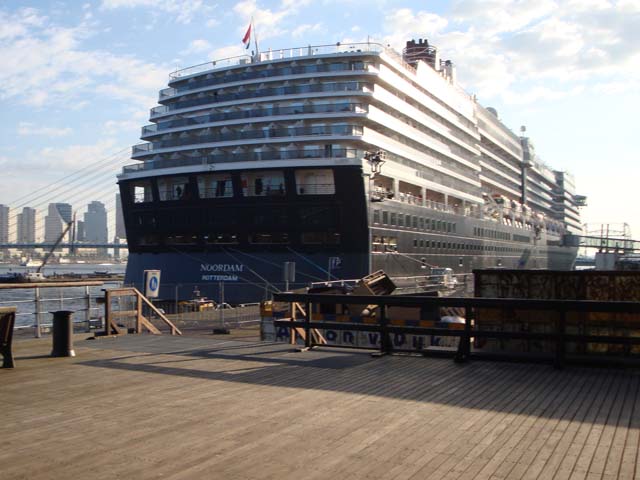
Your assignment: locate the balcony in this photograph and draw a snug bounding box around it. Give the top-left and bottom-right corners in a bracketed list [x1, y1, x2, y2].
[132, 125, 364, 156]
[167, 42, 385, 80]
[141, 103, 367, 137]
[161, 61, 371, 100]
[121, 148, 363, 174]
[149, 81, 371, 118]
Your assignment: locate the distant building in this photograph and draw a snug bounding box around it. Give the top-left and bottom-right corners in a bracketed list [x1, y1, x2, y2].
[115, 193, 126, 239]
[76, 220, 86, 242]
[84, 201, 108, 255]
[44, 203, 72, 246]
[0, 204, 8, 257]
[0, 204, 8, 244]
[17, 207, 36, 244]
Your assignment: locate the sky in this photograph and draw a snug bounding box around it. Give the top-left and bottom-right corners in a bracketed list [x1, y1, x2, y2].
[0, 0, 638, 239]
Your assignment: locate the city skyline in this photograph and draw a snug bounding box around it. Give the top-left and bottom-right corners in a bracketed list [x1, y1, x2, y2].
[0, 200, 115, 244]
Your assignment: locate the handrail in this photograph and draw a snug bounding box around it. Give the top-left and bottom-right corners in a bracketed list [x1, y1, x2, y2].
[271, 292, 640, 368]
[169, 42, 385, 80]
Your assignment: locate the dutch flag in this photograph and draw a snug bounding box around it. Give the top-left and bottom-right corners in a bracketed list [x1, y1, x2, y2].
[242, 23, 252, 50]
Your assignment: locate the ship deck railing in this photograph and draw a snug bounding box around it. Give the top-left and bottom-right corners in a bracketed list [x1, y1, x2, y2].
[168, 42, 387, 81]
[121, 148, 363, 175]
[132, 125, 364, 156]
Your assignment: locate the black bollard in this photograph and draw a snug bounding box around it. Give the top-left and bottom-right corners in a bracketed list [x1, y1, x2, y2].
[51, 310, 76, 357]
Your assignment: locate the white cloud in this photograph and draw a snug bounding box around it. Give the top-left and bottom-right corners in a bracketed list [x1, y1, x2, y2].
[382, 2, 640, 105]
[103, 119, 141, 135]
[183, 39, 212, 55]
[17, 122, 72, 137]
[0, 10, 167, 110]
[100, 0, 210, 24]
[291, 22, 325, 38]
[233, 0, 314, 40]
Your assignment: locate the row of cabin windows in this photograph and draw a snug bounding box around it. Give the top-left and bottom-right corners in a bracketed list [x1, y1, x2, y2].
[173, 60, 369, 94]
[372, 209, 456, 233]
[137, 231, 341, 246]
[131, 169, 335, 203]
[372, 235, 526, 254]
[473, 226, 513, 241]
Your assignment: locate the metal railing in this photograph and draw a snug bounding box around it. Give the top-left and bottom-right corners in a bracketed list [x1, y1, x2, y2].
[141, 102, 366, 136]
[168, 42, 385, 80]
[122, 148, 362, 174]
[132, 125, 363, 156]
[1, 282, 122, 337]
[150, 81, 371, 117]
[162, 62, 371, 98]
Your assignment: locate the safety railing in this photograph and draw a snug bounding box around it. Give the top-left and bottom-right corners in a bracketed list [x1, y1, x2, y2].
[1, 281, 121, 337]
[149, 81, 371, 117]
[168, 42, 385, 80]
[132, 124, 363, 156]
[269, 292, 640, 368]
[141, 102, 366, 136]
[122, 148, 362, 174]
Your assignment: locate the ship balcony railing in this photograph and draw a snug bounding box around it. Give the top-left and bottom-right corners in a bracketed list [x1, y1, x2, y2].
[133, 192, 153, 203]
[149, 81, 372, 117]
[296, 184, 335, 195]
[242, 185, 286, 197]
[122, 148, 363, 174]
[131, 125, 364, 156]
[168, 42, 385, 80]
[162, 63, 372, 99]
[141, 103, 367, 137]
[199, 187, 233, 199]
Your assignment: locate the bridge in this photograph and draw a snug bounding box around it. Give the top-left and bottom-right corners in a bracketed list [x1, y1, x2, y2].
[574, 235, 640, 253]
[0, 243, 127, 249]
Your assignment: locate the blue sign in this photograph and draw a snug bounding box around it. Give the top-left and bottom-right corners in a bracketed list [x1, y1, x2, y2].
[144, 270, 161, 298]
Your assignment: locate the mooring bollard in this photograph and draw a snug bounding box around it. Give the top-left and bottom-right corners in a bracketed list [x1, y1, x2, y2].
[51, 310, 76, 358]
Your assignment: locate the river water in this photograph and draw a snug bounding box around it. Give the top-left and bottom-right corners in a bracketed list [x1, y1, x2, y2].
[0, 263, 127, 328]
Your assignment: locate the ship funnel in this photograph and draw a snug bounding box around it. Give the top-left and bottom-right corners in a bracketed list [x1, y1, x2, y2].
[403, 38, 439, 69]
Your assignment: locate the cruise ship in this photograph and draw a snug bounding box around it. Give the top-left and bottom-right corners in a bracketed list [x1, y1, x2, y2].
[118, 39, 585, 302]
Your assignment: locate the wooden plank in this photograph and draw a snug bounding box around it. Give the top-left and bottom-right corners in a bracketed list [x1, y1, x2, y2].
[2, 335, 640, 480]
[139, 315, 162, 335]
[136, 290, 182, 336]
[110, 310, 138, 318]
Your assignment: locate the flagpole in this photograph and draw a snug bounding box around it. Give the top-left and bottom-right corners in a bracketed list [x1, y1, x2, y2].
[253, 17, 259, 58]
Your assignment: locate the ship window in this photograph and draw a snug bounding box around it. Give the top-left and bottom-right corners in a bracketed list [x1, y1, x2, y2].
[390, 212, 397, 225]
[397, 214, 404, 227]
[420, 239, 425, 247]
[301, 232, 340, 245]
[198, 174, 233, 198]
[166, 235, 198, 245]
[204, 233, 239, 244]
[412, 216, 418, 229]
[437, 221, 442, 231]
[447, 223, 452, 233]
[295, 169, 335, 195]
[158, 176, 189, 201]
[431, 220, 436, 230]
[453, 223, 457, 233]
[138, 235, 159, 246]
[249, 233, 289, 244]
[413, 239, 418, 247]
[382, 211, 389, 224]
[131, 181, 153, 203]
[419, 218, 424, 230]
[373, 210, 380, 224]
[241, 170, 285, 196]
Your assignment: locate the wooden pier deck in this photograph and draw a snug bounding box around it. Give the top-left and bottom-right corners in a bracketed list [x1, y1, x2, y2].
[2, 333, 640, 480]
